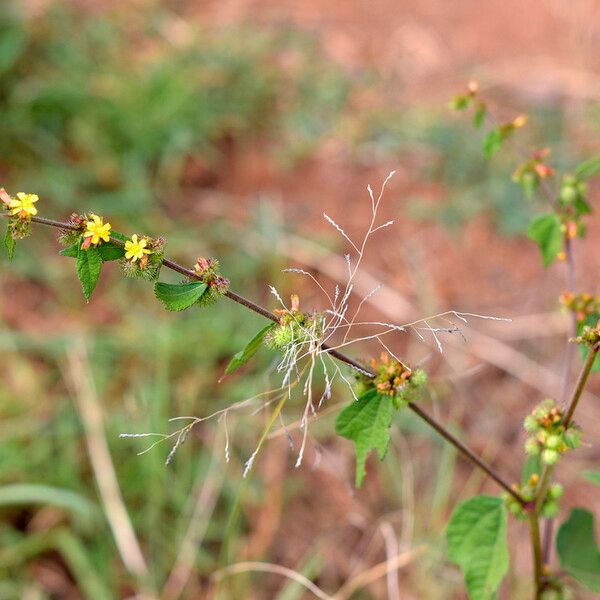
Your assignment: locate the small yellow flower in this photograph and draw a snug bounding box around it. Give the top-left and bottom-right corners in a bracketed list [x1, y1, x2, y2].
[7, 192, 39, 219]
[83, 214, 111, 247]
[124, 234, 152, 263]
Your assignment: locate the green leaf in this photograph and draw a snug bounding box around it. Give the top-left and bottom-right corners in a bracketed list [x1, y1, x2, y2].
[574, 196, 592, 217]
[110, 231, 127, 242]
[60, 238, 124, 262]
[97, 242, 125, 262]
[76, 246, 102, 302]
[577, 313, 600, 372]
[527, 213, 563, 267]
[574, 154, 600, 180]
[225, 324, 276, 375]
[60, 241, 81, 258]
[557, 508, 600, 592]
[483, 128, 503, 159]
[335, 389, 393, 487]
[447, 496, 509, 600]
[582, 471, 600, 487]
[154, 281, 208, 312]
[3, 223, 15, 261]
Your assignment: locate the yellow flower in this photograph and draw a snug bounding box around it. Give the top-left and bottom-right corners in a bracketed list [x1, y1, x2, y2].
[124, 234, 152, 263]
[83, 214, 112, 246]
[8, 192, 39, 219]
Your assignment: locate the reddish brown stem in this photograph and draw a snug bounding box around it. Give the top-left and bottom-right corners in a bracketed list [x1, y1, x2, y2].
[2, 211, 527, 505]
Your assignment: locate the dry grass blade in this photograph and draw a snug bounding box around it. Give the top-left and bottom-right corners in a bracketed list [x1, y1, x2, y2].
[331, 546, 426, 600]
[213, 561, 333, 600]
[63, 339, 151, 587]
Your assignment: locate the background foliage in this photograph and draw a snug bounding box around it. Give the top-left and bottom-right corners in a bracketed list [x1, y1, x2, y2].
[1, 1, 600, 599]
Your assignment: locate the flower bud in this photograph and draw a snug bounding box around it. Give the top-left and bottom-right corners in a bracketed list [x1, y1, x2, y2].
[542, 449, 559, 465]
[560, 185, 577, 204]
[525, 438, 540, 455]
[549, 483, 564, 500]
[523, 414, 538, 433]
[541, 500, 559, 518]
[545, 435, 561, 450]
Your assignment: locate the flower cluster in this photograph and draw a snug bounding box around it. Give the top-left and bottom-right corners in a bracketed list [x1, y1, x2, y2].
[354, 352, 427, 408]
[504, 475, 564, 520]
[121, 235, 165, 281]
[559, 174, 590, 214]
[571, 323, 600, 349]
[524, 399, 580, 465]
[191, 257, 230, 305]
[82, 214, 112, 248]
[512, 148, 555, 198]
[265, 294, 324, 350]
[1, 189, 40, 241]
[560, 292, 600, 324]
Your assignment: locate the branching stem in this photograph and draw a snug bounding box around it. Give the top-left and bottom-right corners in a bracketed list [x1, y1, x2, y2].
[3, 212, 526, 505]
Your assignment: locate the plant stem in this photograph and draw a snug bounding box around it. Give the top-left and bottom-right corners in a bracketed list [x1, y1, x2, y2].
[562, 342, 598, 429]
[5, 212, 526, 505]
[532, 341, 598, 593]
[528, 511, 543, 599]
[409, 403, 525, 504]
[544, 236, 578, 564]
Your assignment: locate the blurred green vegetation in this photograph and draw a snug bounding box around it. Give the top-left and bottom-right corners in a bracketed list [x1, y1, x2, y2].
[0, 1, 349, 220]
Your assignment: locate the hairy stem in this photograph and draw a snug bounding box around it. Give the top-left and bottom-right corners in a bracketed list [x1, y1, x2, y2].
[4, 212, 526, 505]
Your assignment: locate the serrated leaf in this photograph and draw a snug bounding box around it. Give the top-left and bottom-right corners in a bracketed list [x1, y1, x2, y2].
[557, 508, 600, 592]
[225, 324, 276, 376]
[447, 496, 509, 600]
[3, 223, 15, 261]
[60, 238, 124, 262]
[577, 313, 600, 372]
[76, 246, 102, 302]
[154, 281, 208, 312]
[483, 128, 503, 159]
[527, 213, 563, 267]
[582, 471, 600, 487]
[335, 389, 393, 487]
[574, 154, 600, 180]
[97, 242, 125, 262]
[60, 241, 81, 258]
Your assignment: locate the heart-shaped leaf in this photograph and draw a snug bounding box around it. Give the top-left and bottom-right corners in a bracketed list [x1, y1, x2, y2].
[336, 389, 393, 487]
[557, 508, 600, 593]
[447, 495, 509, 600]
